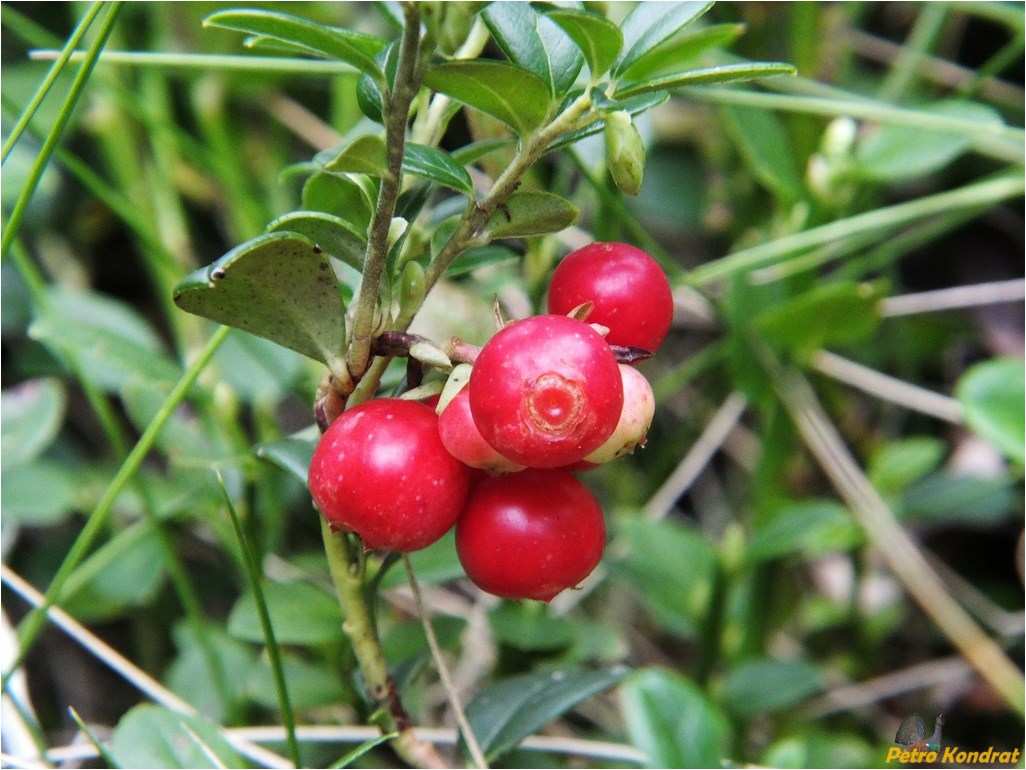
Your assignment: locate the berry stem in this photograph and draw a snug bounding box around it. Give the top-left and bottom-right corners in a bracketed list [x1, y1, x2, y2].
[321, 520, 448, 768]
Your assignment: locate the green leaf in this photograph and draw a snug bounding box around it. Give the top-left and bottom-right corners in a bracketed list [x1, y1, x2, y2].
[256, 430, 318, 486]
[762, 731, 878, 769]
[462, 666, 629, 761]
[445, 245, 520, 277]
[614, 1, 714, 78]
[547, 9, 623, 78]
[614, 61, 797, 98]
[488, 601, 576, 651]
[203, 9, 386, 80]
[619, 23, 745, 82]
[425, 60, 551, 136]
[227, 581, 344, 646]
[956, 357, 1025, 464]
[325, 134, 388, 176]
[722, 104, 804, 202]
[610, 518, 717, 639]
[621, 668, 729, 769]
[481, 191, 579, 239]
[109, 704, 244, 769]
[719, 659, 823, 719]
[855, 100, 1005, 182]
[1, 378, 66, 469]
[329, 734, 397, 769]
[62, 523, 167, 622]
[28, 287, 181, 393]
[0, 461, 78, 525]
[246, 654, 348, 709]
[748, 500, 863, 563]
[378, 530, 464, 588]
[483, 2, 583, 97]
[165, 623, 256, 723]
[868, 437, 947, 494]
[755, 281, 883, 352]
[173, 232, 347, 370]
[267, 211, 367, 272]
[902, 472, 1017, 525]
[301, 172, 375, 234]
[403, 143, 474, 194]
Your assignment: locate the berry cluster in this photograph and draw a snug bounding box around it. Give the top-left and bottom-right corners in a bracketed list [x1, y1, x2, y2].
[309, 243, 671, 601]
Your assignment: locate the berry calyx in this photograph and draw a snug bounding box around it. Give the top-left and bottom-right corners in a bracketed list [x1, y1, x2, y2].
[469, 314, 623, 468]
[308, 398, 470, 552]
[547, 242, 673, 354]
[455, 470, 606, 601]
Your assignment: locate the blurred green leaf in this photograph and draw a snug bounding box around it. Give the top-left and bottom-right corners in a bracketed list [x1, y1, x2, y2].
[1, 378, 66, 469]
[749, 499, 863, 562]
[722, 104, 804, 203]
[868, 437, 947, 494]
[547, 9, 623, 78]
[762, 731, 878, 768]
[203, 9, 386, 79]
[165, 623, 255, 723]
[0, 461, 78, 525]
[614, 61, 796, 98]
[482, 191, 579, 239]
[614, 1, 714, 78]
[720, 659, 823, 719]
[378, 530, 464, 588]
[621, 668, 729, 768]
[755, 281, 884, 353]
[956, 357, 1025, 464]
[855, 100, 1005, 182]
[325, 134, 388, 176]
[424, 60, 551, 136]
[109, 704, 243, 769]
[62, 522, 167, 622]
[483, 2, 583, 97]
[610, 518, 717, 638]
[901, 473, 1017, 525]
[462, 666, 629, 761]
[619, 23, 745, 82]
[256, 432, 318, 486]
[173, 232, 347, 369]
[404, 143, 474, 194]
[28, 287, 181, 393]
[381, 615, 466, 662]
[246, 653, 348, 709]
[488, 601, 576, 651]
[228, 581, 344, 646]
[445, 245, 520, 277]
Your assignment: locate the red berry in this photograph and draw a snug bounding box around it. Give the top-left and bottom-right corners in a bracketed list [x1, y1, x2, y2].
[547, 242, 673, 354]
[309, 399, 470, 552]
[455, 470, 605, 601]
[438, 387, 525, 473]
[469, 315, 623, 468]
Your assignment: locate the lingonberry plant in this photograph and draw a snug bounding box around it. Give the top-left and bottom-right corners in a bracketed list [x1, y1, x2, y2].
[164, 2, 796, 763]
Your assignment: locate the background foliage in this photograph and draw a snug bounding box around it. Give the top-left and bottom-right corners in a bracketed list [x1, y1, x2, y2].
[2, 2, 1023, 768]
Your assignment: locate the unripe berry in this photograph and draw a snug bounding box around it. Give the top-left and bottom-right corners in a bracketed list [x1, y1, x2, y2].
[585, 364, 655, 464]
[469, 315, 623, 468]
[309, 399, 470, 552]
[455, 470, 605, 601]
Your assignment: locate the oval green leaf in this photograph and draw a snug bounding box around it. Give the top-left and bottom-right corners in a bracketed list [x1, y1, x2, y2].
[483, 2, 583, 97]
[755, 281, 883, 353]
[1, 378, 66, 469]
[404, 143, 474, 194]
[621, 668, 729, 768]
[547, 9, 623, 78]
[203, 9, 385, 80]
[619, 23, 745, 82]
[267, 211, 367, 271]
[173, 232, 347, 370]
[614, 1, 714, 78]
[956, 357, 1025, 464]
[228, 581, 344, 646]
[425, 60, 551, 137]
[110, 704, 244, 769]
[482, 191, 579, 239]
[720, 659, 824, 719]
[462, 666, 629, 761]
[325, 134, 388, 176]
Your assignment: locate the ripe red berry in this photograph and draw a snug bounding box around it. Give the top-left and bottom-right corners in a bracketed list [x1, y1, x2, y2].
[547, 242, 673, 354]
[309, 398, 470, 552]
[455, 470, 606, 601]
[469, 314, 623, 468]
[438, 386, 525, 473]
